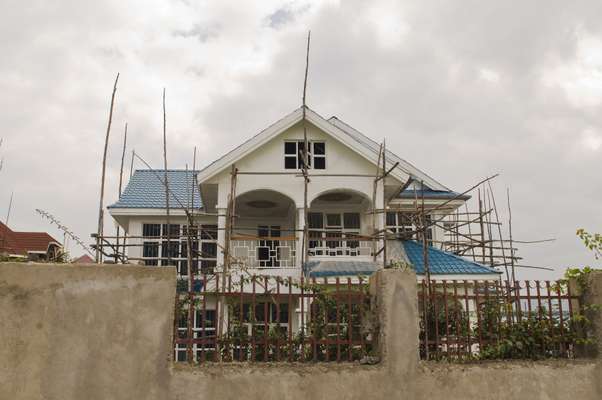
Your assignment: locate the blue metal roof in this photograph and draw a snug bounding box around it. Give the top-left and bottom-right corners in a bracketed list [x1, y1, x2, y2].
[397, 189, 470, 200]
[108, 169, 202, 209]
[402, 240, 499, 275]
[304, 260, 380, 278]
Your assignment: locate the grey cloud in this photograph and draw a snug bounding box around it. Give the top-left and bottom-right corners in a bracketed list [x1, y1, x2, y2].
[266, 3, 311, 29]
[172, 23, 220, 42]
[1, 1, 600, 279]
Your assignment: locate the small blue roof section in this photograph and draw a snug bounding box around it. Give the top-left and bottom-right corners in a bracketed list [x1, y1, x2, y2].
[304, 260, 379, 278]
[397, 189, 470, 201]
[108, 169, 202, 209]
[402, 240, 500, 275]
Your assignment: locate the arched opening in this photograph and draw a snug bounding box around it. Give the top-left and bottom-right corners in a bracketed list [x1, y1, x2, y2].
[232, 190, 296, 268]
[307, 189, 373, 258]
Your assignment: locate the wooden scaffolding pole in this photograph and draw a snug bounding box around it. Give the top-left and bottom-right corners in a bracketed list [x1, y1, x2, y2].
[216, 164, 237, 353]
[95, 72, 119, 263]
[301, 30, 311, 278]
[478, 188, 486, 265]
[372, 143, 383, 262]
[115, 122, 127, 263]
[381, 140, 387, 267]
[162, 88, 172, 266]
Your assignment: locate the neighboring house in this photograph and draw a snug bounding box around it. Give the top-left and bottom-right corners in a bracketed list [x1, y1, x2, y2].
[0, 222, 62, 261]
[73, 254, 94, 264]
[108, 107, 499, 281]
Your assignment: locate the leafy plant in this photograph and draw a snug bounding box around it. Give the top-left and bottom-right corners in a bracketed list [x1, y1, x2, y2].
[576, 229, 602, 259]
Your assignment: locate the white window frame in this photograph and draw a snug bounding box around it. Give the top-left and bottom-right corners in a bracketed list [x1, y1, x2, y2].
[284, 140, 326, 170]
[140, 223, 218, 277]
[308, 212, 364, 256]
[386, 212, 433, 244]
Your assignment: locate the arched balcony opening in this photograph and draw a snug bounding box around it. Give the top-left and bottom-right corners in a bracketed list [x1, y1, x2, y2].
[231, 189, 297, 269]
[307, 189, 373, 260]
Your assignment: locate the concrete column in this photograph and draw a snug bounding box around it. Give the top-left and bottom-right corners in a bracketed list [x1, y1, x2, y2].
[216, 207, 226, 269]
[582, 271, 602, 358]
[370, 269, 419, 376]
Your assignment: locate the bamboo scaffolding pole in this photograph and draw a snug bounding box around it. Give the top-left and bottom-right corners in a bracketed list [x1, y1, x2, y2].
[301, 30, 311, 283]
[185, 161, 194, 363]
[382, 140, 387, 267]
[485, 186, 494, 267]
[162, 88, 172, 267]
[507, 187, 517, 282]
[487, 181, 510, 282]
[478, 189, 486, 264]
[95, 72, 119, 263]
[115, 122, 127, 263]
[129, 149, 135, 179]
[372, 143, 383, 262]
[217, 164, 237, 347]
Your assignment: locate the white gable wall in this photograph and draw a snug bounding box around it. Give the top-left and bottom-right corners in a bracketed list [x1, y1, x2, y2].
[210, 120, 400, 209]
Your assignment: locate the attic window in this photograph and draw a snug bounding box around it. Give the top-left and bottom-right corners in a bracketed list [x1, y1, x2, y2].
[284, 141, 325, 170]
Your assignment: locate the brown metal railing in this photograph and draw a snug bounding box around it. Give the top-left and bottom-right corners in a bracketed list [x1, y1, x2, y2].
[173, 273, 372, 363]
[418, 279, 583, 360]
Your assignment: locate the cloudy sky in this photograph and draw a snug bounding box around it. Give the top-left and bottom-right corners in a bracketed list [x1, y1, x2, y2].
[1, 0, 600, 277]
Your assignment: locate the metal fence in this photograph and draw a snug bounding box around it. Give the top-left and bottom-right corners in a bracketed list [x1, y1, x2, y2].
[173, 274, 372, 363]
[418, 279, 584, 360]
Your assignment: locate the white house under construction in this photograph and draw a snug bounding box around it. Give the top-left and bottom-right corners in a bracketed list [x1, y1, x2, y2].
[108, 107, 499, 281]
[107, 106, 501, 361]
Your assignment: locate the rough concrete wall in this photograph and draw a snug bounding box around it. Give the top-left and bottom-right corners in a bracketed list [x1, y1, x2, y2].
[417, 360, 599, 400]
[170, 269, 418, 400]
[171, 269, 601, 400]
[0, 263, 176, 400]
[0, 263, 600, 400]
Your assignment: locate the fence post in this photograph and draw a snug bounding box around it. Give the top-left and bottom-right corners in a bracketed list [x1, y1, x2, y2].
[578, 271, 602, 359]
[370, 268, 419, 376]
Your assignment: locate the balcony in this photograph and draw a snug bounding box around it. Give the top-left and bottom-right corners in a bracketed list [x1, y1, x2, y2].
[231, 236, 297, 269]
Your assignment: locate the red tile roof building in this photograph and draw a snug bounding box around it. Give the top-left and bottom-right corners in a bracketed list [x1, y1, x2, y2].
[73, 254, 94, 264]
[0, 222, 62, 261]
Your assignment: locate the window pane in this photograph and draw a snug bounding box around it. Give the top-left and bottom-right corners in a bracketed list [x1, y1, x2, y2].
[326, 232, 342, 248]
[201, 242, 217, 258]
[314, 157, 325, 169]
[343, 213, 360, 229]
[399, 213, 413, 226]
[257, 226, 269, 237]
[200, 260, 216, 274]
[143, 242, 159, 258]
[183, 225, 198, 237]
[326, 214, 341, 227]
[270, 226, 281, 237]
[313, 142, 325, 155]
[308, 212, 323, 229]
[161, 242, 179, 264]
[142, 224, 161, 237]
[386, 212, 396, 226]
[284, 156, 297, 169]
[162, 224, 180, 237]
[200, 225, 217, 240]
[284, 142, 296, 154]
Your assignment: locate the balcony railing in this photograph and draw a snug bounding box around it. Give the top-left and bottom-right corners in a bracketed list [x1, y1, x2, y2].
[309, 234, 372, 258]
[231, 236, 297, 269]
